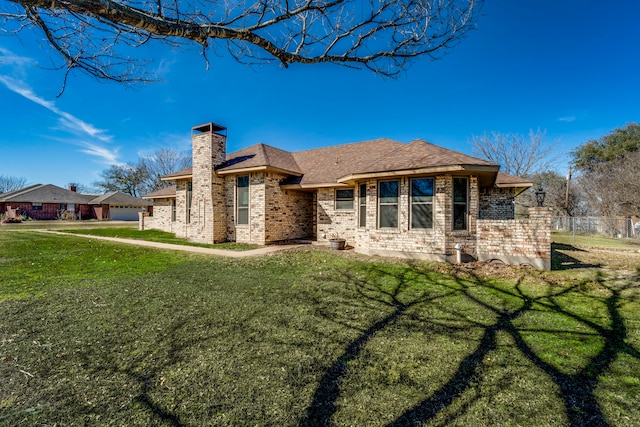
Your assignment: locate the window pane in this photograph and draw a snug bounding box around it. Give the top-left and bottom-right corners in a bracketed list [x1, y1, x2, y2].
[336, 199, 354, 210]
[237, 207, 249, 225]
[359, 184, 367, 202]
[412, 179, 433, 202]
[453, 204, 467, 230]
[379, 181, 398, 204]
[380, 205, 398, 228]
[359, 207, 366, 227]
[453, 178, 467, 202]
[336, 189, 353, 200]
[237, 186, 249, 207]
[237, 175, 249, 224]
[412, 203, 433, 229]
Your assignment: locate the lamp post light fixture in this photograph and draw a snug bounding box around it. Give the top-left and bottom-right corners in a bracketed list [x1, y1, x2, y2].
[535, 186, 546, 207]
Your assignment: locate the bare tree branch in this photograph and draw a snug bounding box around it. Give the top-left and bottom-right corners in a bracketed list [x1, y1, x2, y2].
[470, 129, 556, 178]
[2, 0, 482, 84]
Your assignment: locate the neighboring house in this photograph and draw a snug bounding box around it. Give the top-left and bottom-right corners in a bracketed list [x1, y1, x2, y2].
[87, 191, 153, 221]
[142, 122, 551, 269]
[0, 184, 151, 221]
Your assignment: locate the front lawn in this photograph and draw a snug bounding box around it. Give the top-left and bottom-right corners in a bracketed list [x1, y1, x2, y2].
[59, 227, 260, 250]
[1, 231, 639, 426]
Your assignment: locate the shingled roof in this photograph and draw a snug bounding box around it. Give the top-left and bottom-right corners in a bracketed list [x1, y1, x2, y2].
[218, 143, 302, 175]
[0, 184, 94, 204]
[156, 137, 532, 190]
[144, 185, 177, 199]
[88, 191, 152, 206]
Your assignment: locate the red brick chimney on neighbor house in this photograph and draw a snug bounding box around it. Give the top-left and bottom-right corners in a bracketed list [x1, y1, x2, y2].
[68, 184, 77, 192]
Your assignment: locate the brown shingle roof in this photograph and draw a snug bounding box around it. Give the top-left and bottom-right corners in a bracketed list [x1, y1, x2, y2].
[144, 185, 177, 199]
[88, 191, 152, 206]
[162, 167, 193, 180]
[291, 138, 404, 186]
[0, 184, 94, 204]
[495, 172, 533, 187]
[355, 139, 498, 175]
[158, 137, 531, 189]
[218, 143, 302, 175]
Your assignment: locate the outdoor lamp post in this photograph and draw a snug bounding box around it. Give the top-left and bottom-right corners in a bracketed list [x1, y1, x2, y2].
[535, 186, 546, 207]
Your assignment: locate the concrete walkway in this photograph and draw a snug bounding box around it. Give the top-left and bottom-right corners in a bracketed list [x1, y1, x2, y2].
[38, 230, 306, 258]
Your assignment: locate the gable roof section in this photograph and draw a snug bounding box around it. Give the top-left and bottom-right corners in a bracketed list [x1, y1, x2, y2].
[88, 191, 152, 206]
[291, 138, 404, 187]
[162, 167, 193, 181]
[144, 185, 177, 199]
[338, 139, 499, 182]
[217, 143, 302, 175]
[0, 184, 94, 204]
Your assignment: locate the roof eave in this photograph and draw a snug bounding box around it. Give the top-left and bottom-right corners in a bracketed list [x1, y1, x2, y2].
[161, 174, 192, 181]
[143, 194, 176, 200]
[337, 164, 500, 184]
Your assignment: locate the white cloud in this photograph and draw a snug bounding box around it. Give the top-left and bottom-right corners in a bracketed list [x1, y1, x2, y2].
[0, 69, 119, 165]
[78, 141, 121, 165]
[558, 115, 577, 123]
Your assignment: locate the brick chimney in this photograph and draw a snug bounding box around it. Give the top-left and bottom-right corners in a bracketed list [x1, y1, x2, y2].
[187, 123, 227, 243]
[68, 184, 77, 192]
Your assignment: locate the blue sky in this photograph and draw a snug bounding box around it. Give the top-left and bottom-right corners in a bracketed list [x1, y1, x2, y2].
[1, 0, 639, 189]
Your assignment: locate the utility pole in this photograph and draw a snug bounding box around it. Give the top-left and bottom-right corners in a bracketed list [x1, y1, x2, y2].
[565, 165, 572, 215]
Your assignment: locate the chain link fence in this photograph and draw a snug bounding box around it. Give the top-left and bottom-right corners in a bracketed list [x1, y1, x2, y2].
[552, 216, 640, 239]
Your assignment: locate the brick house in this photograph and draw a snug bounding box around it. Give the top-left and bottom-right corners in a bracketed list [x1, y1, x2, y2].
[141, 122, 551, 269]
[0, 184, 151, 221]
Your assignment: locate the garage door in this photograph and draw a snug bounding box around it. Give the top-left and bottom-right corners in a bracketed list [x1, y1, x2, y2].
[110, 206, 145, 221]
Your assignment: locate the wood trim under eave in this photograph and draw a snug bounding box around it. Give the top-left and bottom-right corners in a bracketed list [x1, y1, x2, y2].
[337, 164, 500, 184]
[280, 182, 352, 190]
[161, 174, 192, 181]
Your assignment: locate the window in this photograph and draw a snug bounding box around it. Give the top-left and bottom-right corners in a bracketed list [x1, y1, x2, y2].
[32, 203, 42, 211]
[378, 180, 399, 228]
[411, 178, 433, 229]
[335, 189, 354, 210]
[358, 184, 367, 227]
[187, 181, 193, 223]
[236, 175, 249, 225]
[453, 177, 468, 230]
[171, 199, 176, 222]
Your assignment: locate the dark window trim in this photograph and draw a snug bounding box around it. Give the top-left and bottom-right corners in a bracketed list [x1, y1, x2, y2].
[453, 177, 469, 231]
[378, 180, 399, 229]
[410, 177, 434, 229]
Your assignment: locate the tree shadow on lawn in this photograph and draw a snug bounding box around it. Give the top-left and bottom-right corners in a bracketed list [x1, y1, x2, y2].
[303, 264, 640, 426]
[552, 243, 602, 270]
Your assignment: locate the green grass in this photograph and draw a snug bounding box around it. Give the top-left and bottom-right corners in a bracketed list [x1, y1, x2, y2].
[1, 231, 640, 426]
[553, 230, 640, 250]
[58, 227, 260, 251]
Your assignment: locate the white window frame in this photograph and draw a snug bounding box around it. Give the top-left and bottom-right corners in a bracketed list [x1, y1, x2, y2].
[236, 175, 250, 225]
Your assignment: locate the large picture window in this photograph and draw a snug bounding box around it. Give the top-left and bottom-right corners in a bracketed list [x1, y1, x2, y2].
[453, 177, 468, 231]
[358, 184, 367, 228]
[237, 175, 249, 225]
[411, 178, 433, 229]
[378, 180, 399, 228]
[335, 189, 354, 210]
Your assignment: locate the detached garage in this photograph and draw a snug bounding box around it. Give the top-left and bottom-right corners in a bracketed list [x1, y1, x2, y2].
[89, 192, 152, 221]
